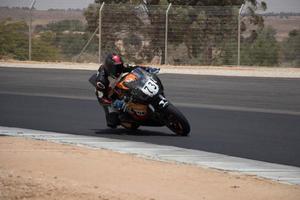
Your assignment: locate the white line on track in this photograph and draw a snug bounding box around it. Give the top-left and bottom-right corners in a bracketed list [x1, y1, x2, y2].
[1, 91, 300, 116]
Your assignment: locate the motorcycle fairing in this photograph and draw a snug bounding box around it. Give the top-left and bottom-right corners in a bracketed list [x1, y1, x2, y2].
[126, 102, 148, 121]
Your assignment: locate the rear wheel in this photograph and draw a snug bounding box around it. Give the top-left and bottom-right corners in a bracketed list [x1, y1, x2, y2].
[165, 104, 190, 136]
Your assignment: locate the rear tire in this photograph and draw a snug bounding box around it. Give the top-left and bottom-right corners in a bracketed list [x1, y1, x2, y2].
[165, 104, 190, 136]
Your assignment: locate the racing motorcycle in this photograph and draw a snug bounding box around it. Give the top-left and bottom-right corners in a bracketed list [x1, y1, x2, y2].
[89, 67, 190, 136]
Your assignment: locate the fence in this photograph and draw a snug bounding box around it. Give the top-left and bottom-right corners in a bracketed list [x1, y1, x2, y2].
[0, 2, 299, 67]
[0, 0, 97, 63]
[240, 14, 300, 67]
[99, 4, 240, 65]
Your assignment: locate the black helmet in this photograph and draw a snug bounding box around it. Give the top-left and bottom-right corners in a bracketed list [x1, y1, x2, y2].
[104, 53, 124, 79]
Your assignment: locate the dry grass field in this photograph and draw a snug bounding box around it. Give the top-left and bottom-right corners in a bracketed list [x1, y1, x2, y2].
[264, 16, 300, 41]
[0, 7, 86, 25]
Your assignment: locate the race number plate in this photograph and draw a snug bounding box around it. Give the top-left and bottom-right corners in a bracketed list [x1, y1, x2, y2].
[141, 79, 159, 97]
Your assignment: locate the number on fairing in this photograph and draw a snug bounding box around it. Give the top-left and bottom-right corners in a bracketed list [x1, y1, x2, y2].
[142, 80, 159, 97]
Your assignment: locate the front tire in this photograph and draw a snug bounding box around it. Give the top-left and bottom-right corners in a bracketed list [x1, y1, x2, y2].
[164, 104, 190, 136]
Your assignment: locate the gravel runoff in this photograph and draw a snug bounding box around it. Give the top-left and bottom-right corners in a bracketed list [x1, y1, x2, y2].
[1, 136, 299, 200]
[1, 60, 300, 78]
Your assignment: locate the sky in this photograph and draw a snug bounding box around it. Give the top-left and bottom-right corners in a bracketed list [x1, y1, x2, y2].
[0, 0, 299, 12]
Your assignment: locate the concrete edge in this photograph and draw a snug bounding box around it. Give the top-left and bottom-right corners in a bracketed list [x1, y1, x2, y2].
[1, 61, 300, 78]
[1, 126, 299, 185]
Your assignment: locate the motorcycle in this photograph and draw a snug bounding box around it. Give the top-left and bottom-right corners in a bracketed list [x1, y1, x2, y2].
[89, 67, 190, 136]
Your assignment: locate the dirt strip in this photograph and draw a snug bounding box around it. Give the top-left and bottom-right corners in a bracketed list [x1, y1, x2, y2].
[1, 60, 300, 78]
[0, 136, 299, 200]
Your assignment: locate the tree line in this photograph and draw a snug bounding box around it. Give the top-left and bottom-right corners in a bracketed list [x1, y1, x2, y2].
[0, 0, 299, 66]
[0, 18, 98, 62]
[85, 0, 269, 65]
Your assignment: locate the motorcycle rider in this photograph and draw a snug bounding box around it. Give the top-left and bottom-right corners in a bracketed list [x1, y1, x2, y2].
[95, 53, 159, 128]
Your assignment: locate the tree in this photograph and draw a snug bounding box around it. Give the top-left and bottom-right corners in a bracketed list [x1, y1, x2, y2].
[84, 0, 266, 65]
[0, 19, 60, 61]
[32, 38, 60, 61]
[52, 32, 98, 60]
[166, 0, 266, 64]
[42, 20, 86, 32]
[241, 27, 279, 66]
[85, 0, 153, 62]
[0, 19, 28, 60]
[34, 20, 98, 61]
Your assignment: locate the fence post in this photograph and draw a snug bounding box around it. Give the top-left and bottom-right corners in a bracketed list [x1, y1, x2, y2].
[238, 4, 245, 66]
[99, 2, 105, 64]
[74, 27, 99, 62]
[165, 3, 172, 65]
[29, 0, 36, 61]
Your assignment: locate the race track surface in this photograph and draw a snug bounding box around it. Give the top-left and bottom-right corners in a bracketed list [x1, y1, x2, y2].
[1, 67, 300, 167]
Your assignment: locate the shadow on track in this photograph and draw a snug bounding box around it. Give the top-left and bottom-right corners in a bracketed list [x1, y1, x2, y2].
[93, 128, 178, 137]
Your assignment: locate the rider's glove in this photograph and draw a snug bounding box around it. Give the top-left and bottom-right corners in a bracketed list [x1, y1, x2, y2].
[113, 99, 125, 110]
[147, 67, 160, 74]
[125, 63, 135, 68]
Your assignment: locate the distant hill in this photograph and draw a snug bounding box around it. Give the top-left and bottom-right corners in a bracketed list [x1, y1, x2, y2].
[262, 12, 300, 17]
[0, 7, 86, 25]
[263, 15, 300, 41]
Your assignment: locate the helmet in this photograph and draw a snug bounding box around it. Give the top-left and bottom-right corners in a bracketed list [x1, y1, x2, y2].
[104, 53, 124, 79]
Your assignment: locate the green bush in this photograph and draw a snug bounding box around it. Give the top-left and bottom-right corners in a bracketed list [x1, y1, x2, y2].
[32, 39, 60, 61]
[281, 29, 300, 67]
[0, 19, 28, 60]
[0, 19, 60, 61]
[241, 27, 280, 66]
[42, 20, 86, 32]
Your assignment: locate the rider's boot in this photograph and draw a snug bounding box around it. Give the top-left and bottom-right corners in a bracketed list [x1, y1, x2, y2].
[106, 112, 119, 128]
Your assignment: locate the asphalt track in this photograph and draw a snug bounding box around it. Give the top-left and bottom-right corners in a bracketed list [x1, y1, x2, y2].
[1, 67, 300, 167]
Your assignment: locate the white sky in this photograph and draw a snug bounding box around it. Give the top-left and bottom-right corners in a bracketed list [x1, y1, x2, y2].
[262, 0, 300, 13]
[0, 0, 299, 12]
[0, 0, 94, 10]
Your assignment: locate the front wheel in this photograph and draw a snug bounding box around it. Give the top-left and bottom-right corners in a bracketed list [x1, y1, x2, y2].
[164, 104, 190, 136]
